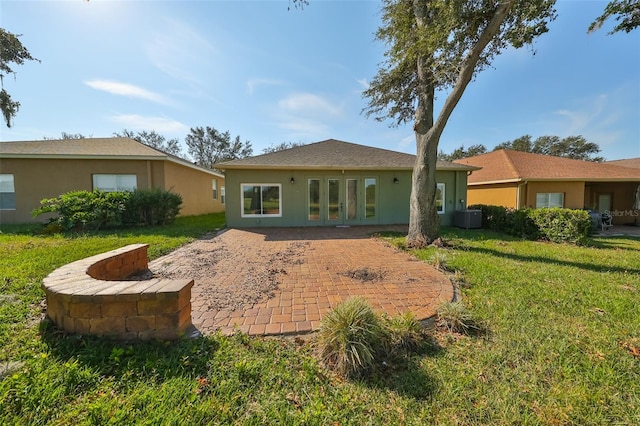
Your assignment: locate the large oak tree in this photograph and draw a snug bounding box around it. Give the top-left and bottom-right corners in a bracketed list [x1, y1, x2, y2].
[0, 28, 38, 127]
[362, 0, 556, 247]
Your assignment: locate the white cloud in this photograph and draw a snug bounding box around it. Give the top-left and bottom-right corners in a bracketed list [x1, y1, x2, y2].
[356, 78, 369, 90]
[270, 92, 344, 139]
[246, 78, 285, 95]
[85, 80, 170, 105]
[397, 134, 414, 150]
[109, 114, 189, 133]
[278, 93, 342, 116]
[551, 92, 625, 147]
[144, 18, 216, 85]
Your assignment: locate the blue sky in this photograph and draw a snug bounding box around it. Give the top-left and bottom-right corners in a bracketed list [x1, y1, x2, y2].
[1, 0, 639, 160]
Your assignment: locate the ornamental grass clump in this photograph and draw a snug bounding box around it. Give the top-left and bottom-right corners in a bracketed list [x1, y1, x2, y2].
[436, 301, 482, 335]
[317, 297, 385, 378]
[384, 311, 424, 356]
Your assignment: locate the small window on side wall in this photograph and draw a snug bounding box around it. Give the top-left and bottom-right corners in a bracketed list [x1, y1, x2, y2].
[92, 174, 137, 192]
[436, 183, 445, 214]
[0, 174, 16, 210]
[536, 193, 564, 208]
[212, 179, 218, 200]
[221, 186, 225, 205]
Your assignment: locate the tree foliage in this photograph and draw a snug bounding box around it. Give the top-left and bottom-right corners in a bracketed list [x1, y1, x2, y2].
[589, 0, 640, 34]
[0, 28, 38, 127]
[185, 126, 252, 169]
[114, 129, 183, 157]
[438, 144, 487, 161]
[43, 132, 88, 140]
[362, 0, 556, 247]
[262, 141, 306, 154]
[495, 134, 604, 161]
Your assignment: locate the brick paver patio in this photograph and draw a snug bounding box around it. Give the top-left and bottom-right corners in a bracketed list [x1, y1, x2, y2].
[149, 226, 453, 337]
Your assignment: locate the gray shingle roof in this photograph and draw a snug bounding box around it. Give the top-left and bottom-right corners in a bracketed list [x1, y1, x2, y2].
[216, 139, 477, 171]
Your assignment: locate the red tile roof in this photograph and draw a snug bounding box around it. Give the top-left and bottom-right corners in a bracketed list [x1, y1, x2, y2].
[454, 149, 640, 184]
[607, 158, 640, 169]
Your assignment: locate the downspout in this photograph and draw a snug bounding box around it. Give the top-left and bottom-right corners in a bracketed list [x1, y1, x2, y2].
[517, 181, 527, 209]
[146, 161, 152, 189]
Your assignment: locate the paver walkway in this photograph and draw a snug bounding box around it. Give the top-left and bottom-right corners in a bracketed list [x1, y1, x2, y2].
[149, 226, 453, 337]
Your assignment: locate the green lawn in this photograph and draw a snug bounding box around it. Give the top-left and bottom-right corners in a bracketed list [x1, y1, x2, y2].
[1, 219, 639, 425]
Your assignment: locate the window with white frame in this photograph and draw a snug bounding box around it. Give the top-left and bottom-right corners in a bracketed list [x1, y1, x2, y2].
[221, 186, 225, 205]
[536, 192, 564, 208]
[92, 174, 137, 192]
[436, 183, 445, 214]
[0, 174, 16, 210]
[212, 179, 218, 200]
[241, 184, 281, 217]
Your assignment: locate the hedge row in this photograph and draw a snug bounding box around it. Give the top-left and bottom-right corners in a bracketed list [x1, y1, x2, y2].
[33, 189, 182, 231]
[468, 204, 592, 245]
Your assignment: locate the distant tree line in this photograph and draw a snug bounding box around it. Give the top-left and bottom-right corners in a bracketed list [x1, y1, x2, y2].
[42, 127, 254, 170]
[438, 135, 604, 162]
[43, 130, 309, 168]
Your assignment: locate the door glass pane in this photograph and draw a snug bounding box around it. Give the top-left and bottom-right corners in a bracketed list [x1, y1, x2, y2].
[346, 179, 357, 220]
[308, 179, 320, 221]
[365, 178, 376, 219]
[328, 179, 339, 220]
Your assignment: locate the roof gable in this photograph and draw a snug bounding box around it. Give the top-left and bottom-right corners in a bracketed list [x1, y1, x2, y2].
[216, 139, 477, 171]
[455, 149, 640, 183]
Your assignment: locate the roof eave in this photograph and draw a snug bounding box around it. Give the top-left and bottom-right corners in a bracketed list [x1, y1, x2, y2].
[0, 154, 165, 161]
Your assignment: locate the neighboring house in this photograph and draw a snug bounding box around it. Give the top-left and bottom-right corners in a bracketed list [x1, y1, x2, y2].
[0, 137, 225, 224]
[216, 139, 478, 228]
[454, 149, 640, 225]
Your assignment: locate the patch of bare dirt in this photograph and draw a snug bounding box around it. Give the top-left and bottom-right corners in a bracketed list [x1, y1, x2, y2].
[148, 239, 309, 311]
[341, 267, 387, 282]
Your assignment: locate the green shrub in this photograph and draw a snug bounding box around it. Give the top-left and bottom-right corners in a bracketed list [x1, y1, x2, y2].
[33, 190, 129, 231]
[317, 297, 385, 378]
[469, 204, 508, 230]
[529, 208, 591, 245]
[505, 207, 540, 240]
[469, 204, 590, 244]
[33, 188, 182, 231]
[123, 188, 182, 226]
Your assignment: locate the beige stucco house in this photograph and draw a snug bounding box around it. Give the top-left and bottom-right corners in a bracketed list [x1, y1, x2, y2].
[0, 137, 225, 224]
[454, 150, 640, 225]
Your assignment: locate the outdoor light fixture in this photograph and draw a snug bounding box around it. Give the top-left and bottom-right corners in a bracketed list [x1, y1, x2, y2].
[290, 177, 295, 184]
[393, 177, 399, 184]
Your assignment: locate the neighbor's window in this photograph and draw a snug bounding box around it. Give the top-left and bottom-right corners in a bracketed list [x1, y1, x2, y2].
[536, 192, 564, 208]
[92, 174, 137, 192]
[436, 183, 445, 214]
[212, 179, 218, 200]
[241, 184, 281, 217]
[221, 186, 225, 205]
[0, 174, 16, 210]
[365, 178, 377, 219]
